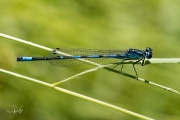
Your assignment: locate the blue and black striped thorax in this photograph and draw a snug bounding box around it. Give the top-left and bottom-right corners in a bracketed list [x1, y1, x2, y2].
[118, 47, 152, 60]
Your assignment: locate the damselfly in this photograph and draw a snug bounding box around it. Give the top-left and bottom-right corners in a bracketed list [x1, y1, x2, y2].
[17, 47, 152, 78]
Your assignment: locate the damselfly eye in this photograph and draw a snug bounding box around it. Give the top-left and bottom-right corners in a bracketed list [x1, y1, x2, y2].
[145, 47, 152, 59]
[146, 47, 152, 52]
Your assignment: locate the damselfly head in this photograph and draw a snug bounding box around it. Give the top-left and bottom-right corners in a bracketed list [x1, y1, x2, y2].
[145, 47, 152, 59]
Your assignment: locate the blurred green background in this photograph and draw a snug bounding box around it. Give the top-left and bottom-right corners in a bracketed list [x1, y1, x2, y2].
[0, 0, 180, 120]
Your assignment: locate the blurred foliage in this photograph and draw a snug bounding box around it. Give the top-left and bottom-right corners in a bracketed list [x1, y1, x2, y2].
[0, 0, 180, 120]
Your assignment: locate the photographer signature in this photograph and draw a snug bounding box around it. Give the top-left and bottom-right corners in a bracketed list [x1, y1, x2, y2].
[6, 105, 23, 114]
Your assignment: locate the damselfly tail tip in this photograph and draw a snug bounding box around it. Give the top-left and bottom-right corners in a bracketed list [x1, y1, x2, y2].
[17, 57, 21, 61]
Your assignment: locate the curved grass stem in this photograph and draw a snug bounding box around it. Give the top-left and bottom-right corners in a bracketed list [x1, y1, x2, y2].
[0, 68, 153, 120]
